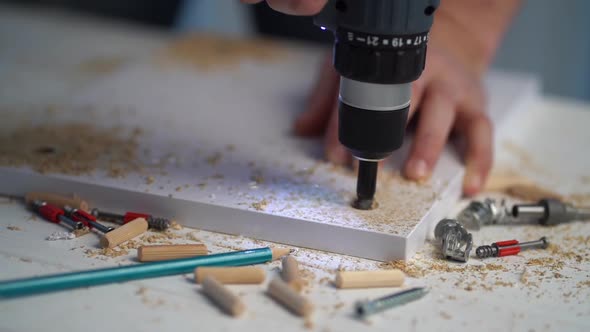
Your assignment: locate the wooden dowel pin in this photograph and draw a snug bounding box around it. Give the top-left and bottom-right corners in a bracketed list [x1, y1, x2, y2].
[201, 276, 246, 317]
[267, 277, 313, 317]
[138, 244, 208, 262]
[281, 256, 303, 292]
[25, 192, 89, 212]
[335, 269, 405, 289]
[100, 218, 148, 248]
[195, 267, 265, 284]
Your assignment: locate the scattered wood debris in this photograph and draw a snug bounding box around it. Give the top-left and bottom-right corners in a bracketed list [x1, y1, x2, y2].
[251, 199, 269, 211]
[146, 176, 155, 185]
[0, 123, 141, 177]
[205, 152, 222, 166]
[159, 34, 285, 71]
[7, 226, 22, 231]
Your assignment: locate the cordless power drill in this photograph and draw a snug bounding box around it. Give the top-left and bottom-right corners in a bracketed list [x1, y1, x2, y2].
[315, 0, 439, 209]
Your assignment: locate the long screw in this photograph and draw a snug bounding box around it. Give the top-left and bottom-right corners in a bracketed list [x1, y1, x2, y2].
[31, 201, 84, 230]
[355, 287, 428, 318]
[476, 237, 548, 258]
[63, 206, 114, 233]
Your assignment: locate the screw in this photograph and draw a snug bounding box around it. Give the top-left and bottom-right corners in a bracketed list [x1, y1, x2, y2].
[355, 287, 428, 318]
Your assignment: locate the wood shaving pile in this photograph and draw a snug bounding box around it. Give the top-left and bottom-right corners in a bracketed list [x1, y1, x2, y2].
[0, 123, 142, 177]
[159, 34, 285, 70]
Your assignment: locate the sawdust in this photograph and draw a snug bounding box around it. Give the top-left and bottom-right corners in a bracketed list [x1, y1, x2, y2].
[251, 199, 269, 211]
[145, 176, 155, 185]
[159, 34, 285, 70]
[170, 221, 183, 230]
[85, 247, 129, 259]
[381, 260, 509, 279]
[73, 227, 91, 237]
[6, 226, 22, 231]
[0, 123, 141, 177]
[205, 152, 222, 166]
[184, 232, 201, 242]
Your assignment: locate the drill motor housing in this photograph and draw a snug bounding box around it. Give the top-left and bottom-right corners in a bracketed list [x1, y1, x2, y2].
[315, 0, 439, 160]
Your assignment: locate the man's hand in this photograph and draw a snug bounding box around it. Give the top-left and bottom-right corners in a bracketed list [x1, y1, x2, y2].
[241, 0, 327, 15]
[242, 0, 521, 196]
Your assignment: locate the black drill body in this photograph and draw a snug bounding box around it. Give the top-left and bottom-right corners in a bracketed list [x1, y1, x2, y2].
[315, 0, 439, 209]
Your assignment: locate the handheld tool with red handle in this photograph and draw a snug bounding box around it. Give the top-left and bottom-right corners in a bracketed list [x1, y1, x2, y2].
[31, 201, 84, 230]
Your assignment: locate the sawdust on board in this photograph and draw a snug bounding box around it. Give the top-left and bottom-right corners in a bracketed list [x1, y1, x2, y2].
[278, 168, 436, 235]
[0, 123, 142, 177]
[158, 34, 285, 70]
[251, 199, 269, 211]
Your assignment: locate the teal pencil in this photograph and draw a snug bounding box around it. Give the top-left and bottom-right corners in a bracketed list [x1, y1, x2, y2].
[0, 247, 290, 298]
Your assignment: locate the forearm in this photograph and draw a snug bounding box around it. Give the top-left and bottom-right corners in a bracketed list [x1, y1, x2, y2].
[430, 0, 522, 75]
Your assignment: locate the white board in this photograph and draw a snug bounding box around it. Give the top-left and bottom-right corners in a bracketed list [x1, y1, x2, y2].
[0, 43, 539, 261]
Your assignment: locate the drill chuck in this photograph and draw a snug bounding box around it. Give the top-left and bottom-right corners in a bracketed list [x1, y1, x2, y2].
[315, 0, 439, 207]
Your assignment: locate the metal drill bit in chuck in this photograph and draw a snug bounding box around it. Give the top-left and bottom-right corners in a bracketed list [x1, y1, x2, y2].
[512, 198, 590, 225]
[457, 198, 511, 230]
[476, 237, 549, 259]
[352, 160, 378, 210]
[434, 219, 473, 262]
[355, 287, 428, 318]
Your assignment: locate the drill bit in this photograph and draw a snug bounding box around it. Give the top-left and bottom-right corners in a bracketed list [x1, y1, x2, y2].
[476, 237, 549, 259]
[353, 160, 378, 210]
[512, 198, 590, 225]
[355, 287, 428, 318]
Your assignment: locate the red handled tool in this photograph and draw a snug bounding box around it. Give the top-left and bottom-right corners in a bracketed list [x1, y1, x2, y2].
[31, 201, 84, 230]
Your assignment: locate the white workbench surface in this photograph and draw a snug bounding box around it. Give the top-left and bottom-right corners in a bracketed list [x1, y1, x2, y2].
[1, 5, 589, 332]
